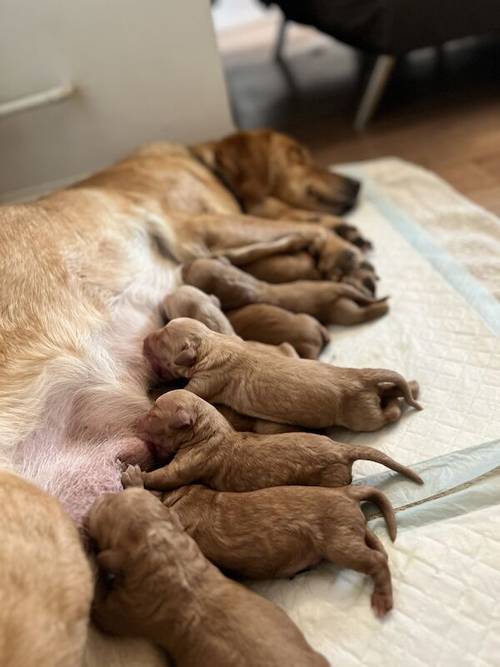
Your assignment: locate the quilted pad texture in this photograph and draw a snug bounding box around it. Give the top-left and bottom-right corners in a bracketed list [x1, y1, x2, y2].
[248, 159, 500, 667]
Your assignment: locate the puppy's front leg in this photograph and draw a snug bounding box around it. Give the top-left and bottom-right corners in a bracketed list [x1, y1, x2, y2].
[141, 457, 202, 492]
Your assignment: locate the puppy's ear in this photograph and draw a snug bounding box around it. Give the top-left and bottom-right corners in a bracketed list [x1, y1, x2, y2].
[170, 407, 193, 430]
[174, 343, 197, 367]
[210, 294, 221, 308]
[97, 549, 124, 574]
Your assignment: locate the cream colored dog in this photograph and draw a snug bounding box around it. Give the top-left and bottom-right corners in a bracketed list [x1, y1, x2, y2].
[0, 129, 371, 662]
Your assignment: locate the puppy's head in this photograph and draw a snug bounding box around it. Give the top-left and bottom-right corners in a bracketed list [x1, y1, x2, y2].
[136, 389, 205, 454]
[195, 129, 360, 215]
[143, 317, 210, 380]
[164, 285, 234, 336]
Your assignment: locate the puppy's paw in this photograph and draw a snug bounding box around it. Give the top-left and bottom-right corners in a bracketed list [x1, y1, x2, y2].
[371, 590, 393, 618]
[121, 464, 145, 489]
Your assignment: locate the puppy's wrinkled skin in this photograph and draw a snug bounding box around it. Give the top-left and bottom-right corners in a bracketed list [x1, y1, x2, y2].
[122, 475, 395, 618]
[214, 405, 299, 434]
[228, 304, 330, 359]
[0, 471, 92, 667]
[134, 390, 423, 490]
[162, 286, 235, 335]
[183, 258, 388, 325]
[143, 319, 422, 432]
[88, 489, 328, 667]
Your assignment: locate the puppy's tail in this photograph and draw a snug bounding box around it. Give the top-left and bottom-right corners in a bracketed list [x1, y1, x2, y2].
[347, 486, 397, 542]
[370, 370, 423, 410]
[349, 446, 423, 484]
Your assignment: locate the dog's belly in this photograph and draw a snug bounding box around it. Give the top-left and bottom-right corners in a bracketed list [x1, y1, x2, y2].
[11, 257, 177, 527]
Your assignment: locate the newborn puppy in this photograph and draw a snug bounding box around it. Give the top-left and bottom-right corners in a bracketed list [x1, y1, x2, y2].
[122, 474, 396, 617]
[143, 318, 422, 432]
[183, 257, 388, 325]
[88, 489, 328, 666]
[161, 285, 235, 335]
[241, 251, 321, 283]
[133, 390, 423, 490]
[227, 304, 330, 359]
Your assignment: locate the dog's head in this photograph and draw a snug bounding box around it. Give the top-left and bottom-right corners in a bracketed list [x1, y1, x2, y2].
[194, 129, 360, 215]
[143, 317, 210, 381]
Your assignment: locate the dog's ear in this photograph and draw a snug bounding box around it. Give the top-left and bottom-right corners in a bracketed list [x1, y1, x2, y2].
[170, 407, 193, 430]
[210, 294, 221, 308]
[174, 343, 197, 367]
[97, 549, 124, 574]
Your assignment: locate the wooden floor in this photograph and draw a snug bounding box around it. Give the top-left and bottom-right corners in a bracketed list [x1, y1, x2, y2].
[218, 19, 500, 214]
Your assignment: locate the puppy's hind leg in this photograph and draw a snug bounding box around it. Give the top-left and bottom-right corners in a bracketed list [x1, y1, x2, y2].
[329, 297, 389, 325]
[326, 537, 393, 617]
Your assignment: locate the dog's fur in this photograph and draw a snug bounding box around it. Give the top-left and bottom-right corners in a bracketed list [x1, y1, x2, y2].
[183, 257, 388, 325]
[227, 303, 330, 359]
[122, 471, 396, 617]
[0, 129, 368, 659]
[0, 470, 92, 666]
[143, 318, 422, 431]
[133, 390, 423, 490]
[89, 488, 328, 666]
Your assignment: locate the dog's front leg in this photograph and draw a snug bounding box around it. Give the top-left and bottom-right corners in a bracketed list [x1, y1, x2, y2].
[247, 197, 373, 252]
[172, 213, 376, 294]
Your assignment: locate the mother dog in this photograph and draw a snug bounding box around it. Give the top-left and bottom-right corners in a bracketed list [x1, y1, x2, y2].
[0, 129, 366, 665]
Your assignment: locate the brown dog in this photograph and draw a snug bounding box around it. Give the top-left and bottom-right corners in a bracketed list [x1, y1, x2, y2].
[183, 257, 388, 325]
[122, 472, 396, 618]
[89, 488, 328, 666]
[133, 390, 423, 490]
[143, 318, 422, 431]
[161, 285, 235, 335]
[227, 304, 330, 359]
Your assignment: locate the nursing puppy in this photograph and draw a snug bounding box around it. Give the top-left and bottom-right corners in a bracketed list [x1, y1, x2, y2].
[89, 488, 328, 667]
[143, 319, 422, 431]
[183, 257, 387, 325]
[161, 285, 235, 335]
[227, 304, 330, 359]
[122, 472, 396, 617]
[133, 390, 423, 490]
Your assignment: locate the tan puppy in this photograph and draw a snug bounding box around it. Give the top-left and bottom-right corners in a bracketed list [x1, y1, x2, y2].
[133, 390, 423, 490]
[143, 319, 422, 431]
[161, 285, 235, 335]
[122, 472, 396, 617]
[89, 488, 328, 667]
[183, 257, 388, 325]
[227, 304, 330, 359]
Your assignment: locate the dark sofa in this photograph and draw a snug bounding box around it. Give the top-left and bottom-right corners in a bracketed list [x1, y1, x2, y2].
[261, 0, 500, 127]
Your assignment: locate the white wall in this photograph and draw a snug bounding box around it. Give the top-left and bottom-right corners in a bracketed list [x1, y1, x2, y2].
[0, 0, 234, 201]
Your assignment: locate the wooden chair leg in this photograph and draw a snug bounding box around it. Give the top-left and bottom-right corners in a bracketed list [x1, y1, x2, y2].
[354, 54, 396, 131]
